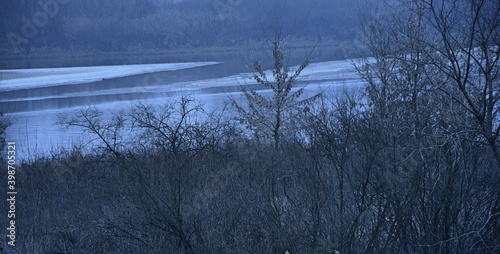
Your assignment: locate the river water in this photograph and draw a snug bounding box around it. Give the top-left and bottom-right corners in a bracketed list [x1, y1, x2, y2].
[0, 49, 365, 159]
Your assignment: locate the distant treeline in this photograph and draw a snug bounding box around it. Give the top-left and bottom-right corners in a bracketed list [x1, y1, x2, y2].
[0, 0, 370, 54]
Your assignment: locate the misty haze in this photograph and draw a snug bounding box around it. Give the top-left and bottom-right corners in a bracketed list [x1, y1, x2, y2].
[0, 0, 499, 253]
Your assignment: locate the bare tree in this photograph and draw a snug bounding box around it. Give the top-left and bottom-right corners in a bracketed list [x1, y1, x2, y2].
[58, 107, 127, 159]
[232, 37, 320, 149]
[424, 0, 500, 165]
[354, 0, 500, 252]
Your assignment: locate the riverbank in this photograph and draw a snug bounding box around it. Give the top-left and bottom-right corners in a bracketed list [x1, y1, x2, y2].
[0, 39, 366, 69]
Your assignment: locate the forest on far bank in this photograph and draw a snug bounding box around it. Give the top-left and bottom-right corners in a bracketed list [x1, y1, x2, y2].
[0, 0, 369, 55]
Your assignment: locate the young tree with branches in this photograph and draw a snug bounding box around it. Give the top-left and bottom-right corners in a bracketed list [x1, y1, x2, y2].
[232, 38, 320, 149]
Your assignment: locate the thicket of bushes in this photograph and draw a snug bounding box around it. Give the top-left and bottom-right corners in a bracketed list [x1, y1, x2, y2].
[3, 88, 499, 253]
[1, 0, 499, 253]
[3, 36, 500, 253]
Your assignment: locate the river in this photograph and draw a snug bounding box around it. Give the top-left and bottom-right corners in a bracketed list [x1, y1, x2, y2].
[0, 50, 365, 159]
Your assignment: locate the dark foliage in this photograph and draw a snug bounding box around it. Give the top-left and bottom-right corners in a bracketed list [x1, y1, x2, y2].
[3, 0, 500, 253]
[0, 0, 364, 54]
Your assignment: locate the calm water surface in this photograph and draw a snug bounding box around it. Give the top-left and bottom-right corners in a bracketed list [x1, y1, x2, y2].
[0, 49, 354, 157]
